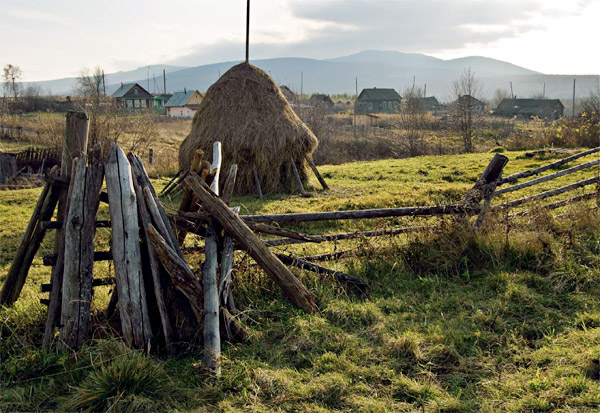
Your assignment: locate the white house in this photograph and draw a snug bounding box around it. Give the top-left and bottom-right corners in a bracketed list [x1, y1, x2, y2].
[165, 90, 203, 118]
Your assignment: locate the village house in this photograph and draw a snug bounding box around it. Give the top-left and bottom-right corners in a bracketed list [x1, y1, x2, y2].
[165, 90, 203, 118]
[495, 98, 564, 120]
[355, 88, 401, 114]
[417, 96, 441, 112]
[111, 83, 154, 109]
[453, 95, 486, 114]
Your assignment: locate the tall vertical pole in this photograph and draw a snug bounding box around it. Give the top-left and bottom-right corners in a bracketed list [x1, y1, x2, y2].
[163, 69, 166, 94]
[102, 70, 106, 96]
[147, 66, 150, 91]
[245, 0, 250, 63]
[301, 72, 304, 97]
[424, 83, 427, 98]
[572, 78, 576, 118]
[543, 82, 545, 99]
[510, 82, 514, 99]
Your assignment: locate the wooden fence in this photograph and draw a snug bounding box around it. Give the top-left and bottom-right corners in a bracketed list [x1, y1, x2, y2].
[1, 109, 598, 378]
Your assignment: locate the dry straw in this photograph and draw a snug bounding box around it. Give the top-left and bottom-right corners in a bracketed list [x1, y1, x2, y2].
[179, 62, 318, 195]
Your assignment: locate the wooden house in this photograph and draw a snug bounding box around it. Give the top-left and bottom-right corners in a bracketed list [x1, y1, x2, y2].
[165, 90, 203, 118]
[112, 83, 154, 109]
[355, 88, 401, 114]
[453, 95, 486, 114]
[495, 98, 564, 120]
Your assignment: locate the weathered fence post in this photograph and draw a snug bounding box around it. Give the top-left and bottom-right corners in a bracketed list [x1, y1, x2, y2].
[472, 154, 509, 230]
[105, 144, 153, 350]
[44, 110, 89, 348]
[59, 145, 104, 351]
[203, 141, 222, 376]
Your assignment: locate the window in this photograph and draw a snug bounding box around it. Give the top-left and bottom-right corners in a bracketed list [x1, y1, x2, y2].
[134, 89, 138, 95]
[134, 99, 140, 108]
[141, 99, 147, 108]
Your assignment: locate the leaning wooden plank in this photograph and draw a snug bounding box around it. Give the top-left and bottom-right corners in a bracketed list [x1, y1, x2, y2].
[131, 163, 176, 355]
[496, 159, 600, 196]
[185, 173, 318, 313]
[290, 158, 305, 194]
[60, 146, 104, 351]
[44, 112, 89, 349]
[147, 225, 203, 320]
[131, 155, 182, 256]
[306, 156, 329, 190]
[499, 146, 600, 185]
[0, 182, 51, 305]
[492, 176, 599, 210]
[105, 144, 153, 349]
[275, 253, 368, 292]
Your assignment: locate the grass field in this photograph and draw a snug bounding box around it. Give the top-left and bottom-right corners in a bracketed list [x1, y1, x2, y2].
[2, 149, 600, 411]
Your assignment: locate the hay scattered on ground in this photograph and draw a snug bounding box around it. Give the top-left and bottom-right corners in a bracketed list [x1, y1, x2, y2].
[179, 63, 318, 195]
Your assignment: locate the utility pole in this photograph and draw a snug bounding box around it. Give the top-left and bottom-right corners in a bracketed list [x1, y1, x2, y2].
[572, 78, 576, 118]
[102, 70, 106, 96]
[412, 75, 416, 90]
[424, 83, 427, 98]
[542, 82, 545, 99]
[300, 71, 303, 97]
[147, 66, 150, 91]
[163, 69, 166, 94]
[245, 0, 250, 63]
[510, 82, 514, 99]
[355, 77, 358, 98]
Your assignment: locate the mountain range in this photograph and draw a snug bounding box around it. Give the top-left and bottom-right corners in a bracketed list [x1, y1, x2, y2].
[28, 50, 599, 102]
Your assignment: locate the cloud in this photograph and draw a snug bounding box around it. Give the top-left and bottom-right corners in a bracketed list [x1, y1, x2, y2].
[7, 8, 73, 26]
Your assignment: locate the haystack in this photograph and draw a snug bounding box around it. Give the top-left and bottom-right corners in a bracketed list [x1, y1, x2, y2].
[179, 63, 318, 195]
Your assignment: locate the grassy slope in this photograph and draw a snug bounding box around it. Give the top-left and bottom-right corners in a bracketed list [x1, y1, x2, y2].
[2, 150, 600, 412]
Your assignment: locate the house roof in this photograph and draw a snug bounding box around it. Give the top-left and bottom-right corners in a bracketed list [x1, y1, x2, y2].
[496, 98, 564, 113]
[418, 97, 440, 106]
[358, 88, 401, 101]
[111, 83, 152, 98]
[165, 90, 201, 108]
[456, 95, 485, 106]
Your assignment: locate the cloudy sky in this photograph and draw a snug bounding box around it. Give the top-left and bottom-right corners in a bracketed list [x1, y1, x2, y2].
[1, 0, 598, 81]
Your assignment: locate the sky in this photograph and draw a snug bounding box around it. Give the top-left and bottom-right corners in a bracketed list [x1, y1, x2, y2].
[1, 0, 598, 81]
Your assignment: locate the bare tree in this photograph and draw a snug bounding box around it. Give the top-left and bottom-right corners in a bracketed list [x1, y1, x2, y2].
[3, 64, 22, 99]
[75, 67, 105, 147]
[398, 86, 426, 157]
[491, 88, 510, 108]
[450, 68, 483, 153]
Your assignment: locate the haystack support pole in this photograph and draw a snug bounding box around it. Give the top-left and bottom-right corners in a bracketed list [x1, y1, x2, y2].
[203, 141, 222, 376]
[290, 158, 305, 194]
[44, 111, 89, 349]
[185, 172, 318, 314]
[306, 156, 329, 190]
[245, 0, 250, 63]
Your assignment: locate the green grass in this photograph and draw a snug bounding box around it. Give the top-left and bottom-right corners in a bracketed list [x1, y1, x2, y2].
[2, 150, 600, 411]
